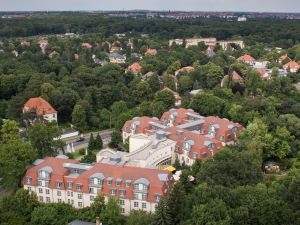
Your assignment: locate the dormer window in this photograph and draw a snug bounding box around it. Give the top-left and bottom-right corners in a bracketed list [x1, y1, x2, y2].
[119, 189, 126, 197]
[26, 176, 32, 185]
[183, 140, 194, 151]
[154, 194, 161, 202]
[56, 181, 62, 189]
[116, 179, 122, 186]
[134, 178, 150, 193]
[67, 182, 73, 189]
[107, 177, 113, 185]
[193, 153, 198, 159]
[76, 184, 83, 191]
[125, 180, 131, 188]
[220, 135, 225, 141]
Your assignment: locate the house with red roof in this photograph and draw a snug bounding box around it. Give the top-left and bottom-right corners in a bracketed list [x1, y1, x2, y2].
[23, 156, 173, 214]
[283, 61, 300, 73]
[145, 49, 158, 56]
[127, 63, 142, 74]
[162, 87, 182, 106]
[278, 54, 291, 64]
[256, 68, 270, 79]
[238, 54, 256, 65]
[160, 108, 201, 127]
[221, 70, 243, 87]
[37, 39, 48, 54]
[23, 97, 57, 123]
[81, 43, 93, 49]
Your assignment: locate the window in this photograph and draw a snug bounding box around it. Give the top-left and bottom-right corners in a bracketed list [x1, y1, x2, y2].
[57, 191, 61, 196]
[58, 199, 62, 203]
[26, 176, 32, 185]
[134, 202, 139, 208]
[76, 184, 82, 191]
[78, 194, 82, 199]
[74, 169, 79, 174]
[142, 203, 147, 209]
[90, 195, 94, 201]
[142, 185, 148, 192]
[78, 202, 83, 208]
[142, 194, 147, 201]
[125, 180, 131, 188]
[119, 190, 126, 197]
[120, 208, 125, 214]
[38, 181, 42, 186]
[133, 193, 138, 200]
[68, 199, 71, 204]
[116, 179, 122, 186]
[110, 189, 116, 196]
[39, 196, 43, 202]
[46, 189, 50, 195]
[119, 199, 125, 205]
[67, 191, 73, 197]
[107, 178, 112, 185]
[67, 182, 73, 189]
[56, 181, 62, 189]
[38, 188, 43, 193]
[193, 152, 198, 159]
[220, 135, 224, 141]
[46, 197, 50, 203]
[45, 181, 49, 187]
[155, 195, 161, 202]
[134, 183, 139, 191]
[97, 179, 102, 185]
[27, 187, 32, 191]
[89, 187, 94, 194]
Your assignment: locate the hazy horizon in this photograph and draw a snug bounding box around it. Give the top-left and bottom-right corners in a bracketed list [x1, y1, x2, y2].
[0, 0, 300, 13]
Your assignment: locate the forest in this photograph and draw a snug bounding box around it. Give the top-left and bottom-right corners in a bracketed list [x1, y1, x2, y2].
[0, 13, 300, 225]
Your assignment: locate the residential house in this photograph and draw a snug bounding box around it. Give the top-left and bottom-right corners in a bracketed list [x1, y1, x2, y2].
[283, 61, 300, 73]
[278, 54, 291, 64]
[82, 43, 93, 49]
[175, 66, 195, 76]
[145, 49, 157, 56]
[162, 87, 182, 106]
[221, 70, 243, 87]
[237, 54, 256, 65]
[23, 97, 57, 122]
[21, 40, 30, 47]
[217, 40, 245, 50]
[128, 63, 142, 74]
[108, 53, 126, 64]
[37, 40, 48, 54]
[23, 156, 174, 215]
[49, 51, 60, 59]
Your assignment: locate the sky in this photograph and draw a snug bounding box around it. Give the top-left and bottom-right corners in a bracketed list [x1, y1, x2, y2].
[0, 0, 300, 13]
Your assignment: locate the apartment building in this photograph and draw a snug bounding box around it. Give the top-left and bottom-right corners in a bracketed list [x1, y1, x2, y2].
[122, 108, 242, 166]
[23, 156, 173, 215]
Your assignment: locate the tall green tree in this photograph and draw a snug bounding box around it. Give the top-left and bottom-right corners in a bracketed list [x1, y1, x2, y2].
[72, 104, 87, 132]
[152, 198, 173, 225]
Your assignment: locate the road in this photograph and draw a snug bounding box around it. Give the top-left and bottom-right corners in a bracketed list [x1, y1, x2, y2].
[63, 130, 112, 152]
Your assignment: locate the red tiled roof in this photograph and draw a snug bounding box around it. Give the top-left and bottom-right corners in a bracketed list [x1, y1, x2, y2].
[163, 126, 222, 159]
[231, 71, 243, 81]
[162, 87, 181, 101]
[122, 116, 163, 134]
[145, 49, 158, 56]
[128, 63, 142, 74]
[256, 68, 269, 79]
[23, 157, 173, 203]
[283, 61, 300, 70]
[160, 108, 199, 126]
[238, 54, 255, 62]
[82, 43, 92, 49]
[37, 39, 48, 45]
[23, 97, 57, 116]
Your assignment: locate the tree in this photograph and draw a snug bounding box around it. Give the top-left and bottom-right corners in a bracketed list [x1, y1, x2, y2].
[154, 91, 175, 108]
[100, 197, 122, 225]
[27, 121, 63, 158]
[91, 194, 105, 217]
[197, 148, 263, 187]
[152, 198, 173, 225]
[178, 76, 193, 94]
[166, 182, 186, 225]
[0, 123, 36, 190]
[125, 210, 154, 225]
[189, 93, 226, 117]
[88, 133, 95, 150]
[109, 130, 122, 148]
[182, 200, 231, 225]
[95, 133, 103, 150]
[72, 104, 87, 132]
[203, 62, 224, 89]
[0, 119, 20, 143]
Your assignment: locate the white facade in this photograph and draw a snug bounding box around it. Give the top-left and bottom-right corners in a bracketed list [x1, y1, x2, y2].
[43, 112, 57, 122]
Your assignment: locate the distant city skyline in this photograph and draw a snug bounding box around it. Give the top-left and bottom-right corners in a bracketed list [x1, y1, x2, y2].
[0, 0, 300, 13]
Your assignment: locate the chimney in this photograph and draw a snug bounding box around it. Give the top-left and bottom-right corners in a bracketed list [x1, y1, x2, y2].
[96, 217, 101, 225]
